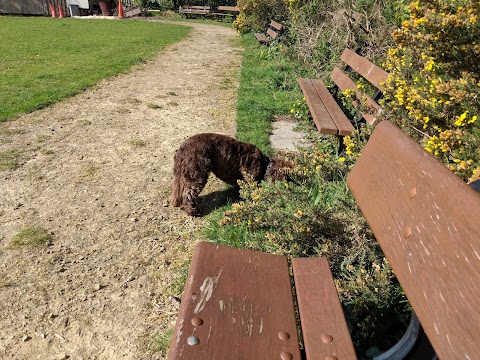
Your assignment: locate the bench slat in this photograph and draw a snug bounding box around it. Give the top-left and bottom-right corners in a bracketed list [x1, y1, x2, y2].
[267, 27, 279, 39]
[299, 78, 340, 135]
[168, 242, 302, 360]
[293, 258, 357, 359]
[331, 67, 383, 126]
[254, 33, 269, 44]
[299, 78, 355, 135]
[340, 48, 388, 91]
[270, 20, 284, 31]
[347, 121, 480, 360]
[217, 6, 240, 11]
[310, 78, 356, 135]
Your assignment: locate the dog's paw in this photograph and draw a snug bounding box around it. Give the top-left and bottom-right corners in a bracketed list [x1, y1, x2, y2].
[181, 205, 201, 217]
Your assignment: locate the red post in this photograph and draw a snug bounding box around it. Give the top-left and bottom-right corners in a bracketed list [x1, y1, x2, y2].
[48, 2, 57, 17]
[117, 0, 124, 18]
[58, 4, 65, 18]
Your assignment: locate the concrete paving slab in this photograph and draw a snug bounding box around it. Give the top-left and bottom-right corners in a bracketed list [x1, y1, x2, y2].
[270, 117, 310, 151]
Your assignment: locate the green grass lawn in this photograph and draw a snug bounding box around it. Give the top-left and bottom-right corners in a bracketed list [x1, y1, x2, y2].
[0, 17, 191, 122]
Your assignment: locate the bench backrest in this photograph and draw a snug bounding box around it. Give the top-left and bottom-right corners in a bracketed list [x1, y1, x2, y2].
[270, 20, 283, 31]
[347, 121, 480, 359]
[331, 48, 388, 125]
[181, 5, 210, 11]
[266, 21, 283, 40]
[217, 5, 240, 12]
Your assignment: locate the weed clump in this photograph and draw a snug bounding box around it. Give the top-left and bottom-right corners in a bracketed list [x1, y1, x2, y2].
[10, 227, 52, 248]
[0, 149, 21, 171]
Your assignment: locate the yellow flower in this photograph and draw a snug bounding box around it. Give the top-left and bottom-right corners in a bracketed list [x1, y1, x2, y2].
[425, 59, 435, 71]
[455, 111, 469, 126]
[294, 209, 303, 218]
[338, 157, 346, 163]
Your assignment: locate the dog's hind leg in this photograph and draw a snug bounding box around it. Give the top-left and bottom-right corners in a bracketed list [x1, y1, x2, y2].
[170, 155, 184, 207]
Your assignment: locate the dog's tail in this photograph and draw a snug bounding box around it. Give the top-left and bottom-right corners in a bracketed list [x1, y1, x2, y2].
[170, 166, 183, 208]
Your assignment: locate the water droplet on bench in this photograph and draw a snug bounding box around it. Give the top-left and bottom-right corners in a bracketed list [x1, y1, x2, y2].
[408, 187, 417, 199]
[321, 334, 333, 343]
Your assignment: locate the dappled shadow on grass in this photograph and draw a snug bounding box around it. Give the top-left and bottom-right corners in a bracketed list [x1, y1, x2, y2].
[196, 186, 240, 216]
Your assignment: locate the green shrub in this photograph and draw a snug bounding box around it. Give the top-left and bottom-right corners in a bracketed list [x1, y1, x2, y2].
[287, 0, 395, 77]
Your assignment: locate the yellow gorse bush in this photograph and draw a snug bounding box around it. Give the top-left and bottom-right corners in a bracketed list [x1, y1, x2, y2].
[233, 0, 289, 33]
[381, 0, 480, 182]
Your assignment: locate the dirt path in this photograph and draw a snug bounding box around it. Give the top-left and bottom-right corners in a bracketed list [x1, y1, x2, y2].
[0, 21, 241, 359]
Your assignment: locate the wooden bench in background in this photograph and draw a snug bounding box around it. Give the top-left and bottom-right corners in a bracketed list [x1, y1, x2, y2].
[254, 20, 284, 45]
[299, 48, 388, 137]
[179, 5, 211, 18]
[124, 6, 142, 17]
[211, 5, 240, 21]
[168, 121, 480, 359]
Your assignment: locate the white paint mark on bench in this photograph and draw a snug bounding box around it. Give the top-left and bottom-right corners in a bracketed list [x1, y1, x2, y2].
[206, 324, 212, 344]
[367, 65, 374, 77]
[194, 271, 222, 314]
[474, 248, 480, 260]
[219, 299, 225, 312]
[175, 317, 184, 344]
[247, 303, 254, 337]
[420, 240, 430, 256]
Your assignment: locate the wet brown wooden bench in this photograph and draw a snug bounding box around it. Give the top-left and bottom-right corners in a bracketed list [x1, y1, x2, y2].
[179, 5, 211, 18]
[299, 48, 388, 137]
[211, 5, 240, 21]
[167, 121, 480, 359]
[254, 20, 284, 45]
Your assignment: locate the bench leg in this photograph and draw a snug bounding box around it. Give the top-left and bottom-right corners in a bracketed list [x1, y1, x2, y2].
[337, 135, 346, 154]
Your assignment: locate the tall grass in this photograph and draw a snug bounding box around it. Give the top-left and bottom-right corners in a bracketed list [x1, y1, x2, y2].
[235, 36, 304, 153]
[0, 17, 191, 121]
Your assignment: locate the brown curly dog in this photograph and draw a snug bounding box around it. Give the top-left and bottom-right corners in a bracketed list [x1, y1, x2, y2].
[171, 133, 290, 216]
